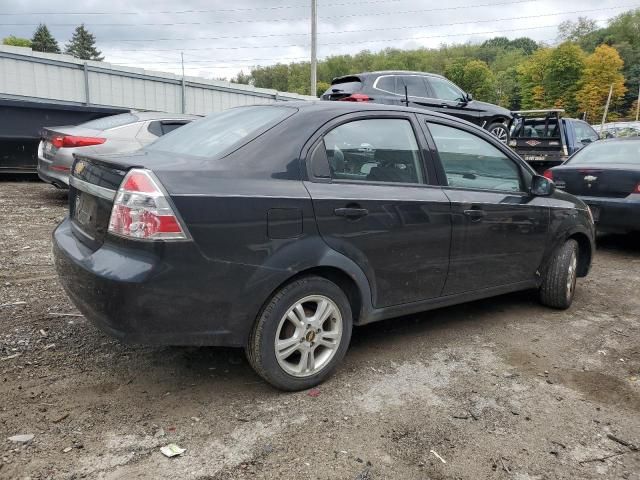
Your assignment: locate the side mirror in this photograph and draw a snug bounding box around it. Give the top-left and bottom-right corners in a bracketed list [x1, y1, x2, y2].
[580, 138, 592, 145]
[466, 92, 473, 102]
[531, 174, 555, 196]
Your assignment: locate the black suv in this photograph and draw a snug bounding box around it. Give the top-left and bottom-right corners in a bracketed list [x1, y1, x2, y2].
[321, 71, 513, 143]
[54, 102, 593, 391]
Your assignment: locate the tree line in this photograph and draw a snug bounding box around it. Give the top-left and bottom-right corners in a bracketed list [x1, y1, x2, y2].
[233, 8, 640, 123]
[2, 24, 103, 61]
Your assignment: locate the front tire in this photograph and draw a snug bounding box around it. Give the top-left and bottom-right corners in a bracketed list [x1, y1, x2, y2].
[246, 276, 353, 391]
[488, 122, 510, 144]
[539, 239, 578, 309]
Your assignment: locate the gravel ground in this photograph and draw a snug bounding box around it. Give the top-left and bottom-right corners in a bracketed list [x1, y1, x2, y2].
[1, 180, 639, 480]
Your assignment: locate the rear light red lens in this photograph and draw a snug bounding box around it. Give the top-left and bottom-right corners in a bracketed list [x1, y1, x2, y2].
[338, 94, 371, 102]
[108, 169, 189, 241]
[51, 136, 106, 148]
[634, 182, 640, 194]
[543, 169, 553, 180]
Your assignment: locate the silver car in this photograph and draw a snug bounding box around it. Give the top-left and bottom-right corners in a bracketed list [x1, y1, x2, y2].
[37, 111, 198, 188]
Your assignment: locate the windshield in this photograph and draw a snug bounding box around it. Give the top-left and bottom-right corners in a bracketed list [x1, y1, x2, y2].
[146, 106, 294, 158]
[512, 118, 560, 138]
[568, 140, 640, 165]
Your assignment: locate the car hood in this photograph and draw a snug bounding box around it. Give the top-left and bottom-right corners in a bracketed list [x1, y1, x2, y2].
[468, 100, 512, 119]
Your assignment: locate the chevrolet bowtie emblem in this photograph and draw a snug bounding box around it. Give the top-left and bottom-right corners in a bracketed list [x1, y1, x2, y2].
[525, 140, 541, 147]
[584, 175, 597, 182]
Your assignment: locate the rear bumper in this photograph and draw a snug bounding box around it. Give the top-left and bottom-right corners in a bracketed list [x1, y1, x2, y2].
[578, 195, 640, 232]
[37, 144, 71, 187]
[53, 217, 278, 346]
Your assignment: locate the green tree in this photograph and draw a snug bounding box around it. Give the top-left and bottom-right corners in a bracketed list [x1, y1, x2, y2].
[65, 25, 103, 61]
[232, 70, 252, 85]
[445, 59, 496, 102]
[2, 35, 31, 47]
[558, 17, 599, 42]
[316, 81, 330, 97]
[31, 24, 60, 53]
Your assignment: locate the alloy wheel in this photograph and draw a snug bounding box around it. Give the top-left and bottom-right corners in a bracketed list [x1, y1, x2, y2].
[567, 251, 577, 301]
[274, 295, 343, 377]
[491, 125, 509, 144]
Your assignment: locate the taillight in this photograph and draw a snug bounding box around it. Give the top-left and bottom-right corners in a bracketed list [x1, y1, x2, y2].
[338, 94, 372, 102]
[108, 169, 189, 241]
[51, 136, 106, 148]
[543, 169, 553, 180]
[633, 182, 640, 194]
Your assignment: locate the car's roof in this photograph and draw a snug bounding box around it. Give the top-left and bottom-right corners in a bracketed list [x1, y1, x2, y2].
[333, 70, 445, 81]
[131, 111, 201, 121]
[252, 100, 481, 127]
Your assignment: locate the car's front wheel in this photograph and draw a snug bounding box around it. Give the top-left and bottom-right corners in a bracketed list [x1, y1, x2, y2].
[488, 122, 510, 144]
[539, 239, 579, 309]
[246, 276, 353, 391]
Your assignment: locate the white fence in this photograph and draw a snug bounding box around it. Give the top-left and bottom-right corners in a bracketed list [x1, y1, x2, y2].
[0, 45, 315, 115]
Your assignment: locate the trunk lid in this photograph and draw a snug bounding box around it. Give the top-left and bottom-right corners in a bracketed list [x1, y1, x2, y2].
[552, 164, 640, 198]
[68, 153, 143, 251]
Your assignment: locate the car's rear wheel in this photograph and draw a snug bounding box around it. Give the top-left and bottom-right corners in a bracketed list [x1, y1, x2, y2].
[539, 239, 578, 309]
[246, 276, 352, 391]
[488, 122, 509, 144]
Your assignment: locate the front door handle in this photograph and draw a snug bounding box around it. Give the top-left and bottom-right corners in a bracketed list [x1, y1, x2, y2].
[334, 207, 369, 218]
[463, 209, 486, 221]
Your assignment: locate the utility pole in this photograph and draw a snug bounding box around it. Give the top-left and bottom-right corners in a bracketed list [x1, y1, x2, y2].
[636, 82, 640, 122]
[600, 83, 613, 135]
[181, 51, 186, 114]
[310, 0, 317, 97]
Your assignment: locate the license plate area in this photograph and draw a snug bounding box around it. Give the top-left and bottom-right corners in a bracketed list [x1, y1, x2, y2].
[524, 155, 547, 161]
[73, 191, 98, 229]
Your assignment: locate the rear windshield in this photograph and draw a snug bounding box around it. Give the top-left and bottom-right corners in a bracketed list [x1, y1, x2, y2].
[146, 106, 294, 158]
[567, 141, 640, 165]
[80, 113, 138, 130]
[512, 118, 560, 138]
[325, 79, 363, 95]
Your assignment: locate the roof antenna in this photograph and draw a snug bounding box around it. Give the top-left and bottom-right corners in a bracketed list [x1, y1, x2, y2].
[404, 84, 409, 107]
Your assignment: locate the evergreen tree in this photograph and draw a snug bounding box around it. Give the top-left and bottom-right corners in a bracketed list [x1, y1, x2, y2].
[31, 24, 60, 53]
[65, 25, 103, 61]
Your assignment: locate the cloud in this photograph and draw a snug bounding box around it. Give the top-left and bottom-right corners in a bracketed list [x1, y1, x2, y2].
[0, 0, 612, 79]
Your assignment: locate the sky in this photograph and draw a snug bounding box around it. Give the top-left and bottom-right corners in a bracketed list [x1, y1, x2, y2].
[0, 0, 631, 80]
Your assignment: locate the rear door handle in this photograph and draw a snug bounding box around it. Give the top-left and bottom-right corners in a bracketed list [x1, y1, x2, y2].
[463, 209, 486, 221]
[334, 207, 369, 218]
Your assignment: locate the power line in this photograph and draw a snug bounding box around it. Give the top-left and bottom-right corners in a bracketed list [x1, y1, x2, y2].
[107, 10, 615, 53]
[106, 25, 567, 66]
[0, 0, 532, 16]
[7, 0, 607, 27]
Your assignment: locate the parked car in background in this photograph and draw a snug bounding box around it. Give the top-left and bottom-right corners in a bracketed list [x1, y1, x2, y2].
[546, 137, 640, 233]
[37, 111, 198, 188]
[321, 71, 513, 143]
[510, 110, 599, 173]
[53, 102, 594, 391]
[594, 121, 640, 139]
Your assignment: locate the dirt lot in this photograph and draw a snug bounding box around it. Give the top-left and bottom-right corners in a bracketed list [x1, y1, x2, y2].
[1, 180, 639, 480]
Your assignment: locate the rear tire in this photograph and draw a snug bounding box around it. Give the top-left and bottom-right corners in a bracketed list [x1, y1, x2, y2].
[246, 276, 353, 391]
[539, 239, 578, 309]
[488, 122, 510, 144]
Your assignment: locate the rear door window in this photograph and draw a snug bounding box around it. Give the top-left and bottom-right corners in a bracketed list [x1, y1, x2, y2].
[322, 118, 425, 184]
[397, 76, 429, 98]
[427, 122, 522, 192]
